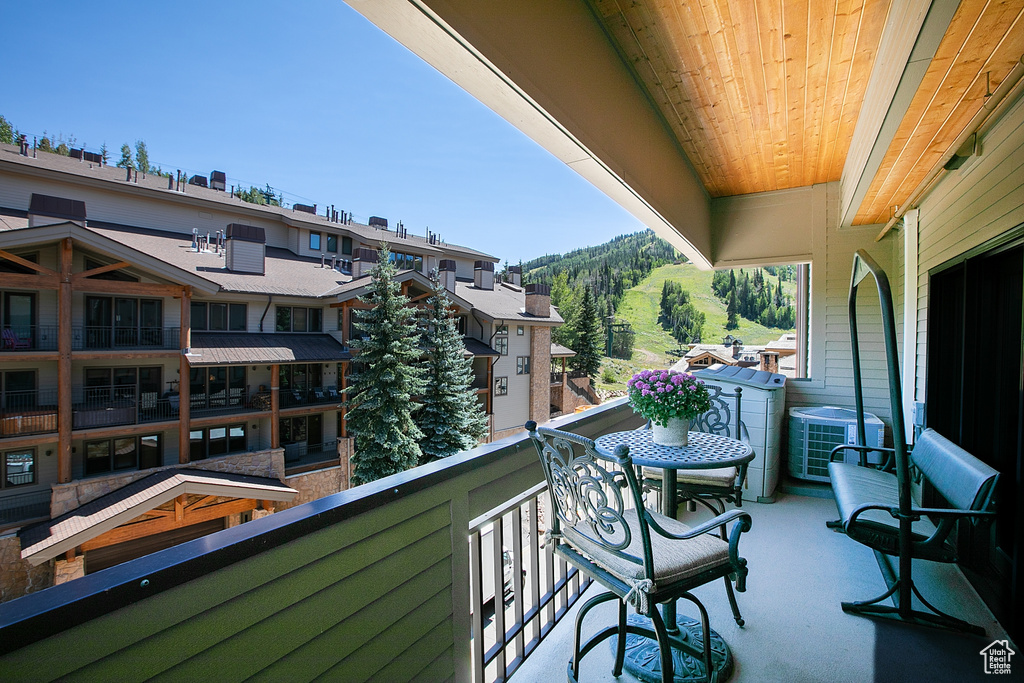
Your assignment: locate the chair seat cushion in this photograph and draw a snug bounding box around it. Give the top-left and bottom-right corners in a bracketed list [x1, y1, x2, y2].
[642, 465, 737, 488]
[563, 508, 730, 587]
[829, 462, 938, 545]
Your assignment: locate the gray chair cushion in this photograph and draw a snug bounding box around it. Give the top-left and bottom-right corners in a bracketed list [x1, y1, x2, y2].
[911, 429, 998, 511]
[564, 508, 730, 586]
[643, 465, 737, 488]
[829, 462, 937, 542]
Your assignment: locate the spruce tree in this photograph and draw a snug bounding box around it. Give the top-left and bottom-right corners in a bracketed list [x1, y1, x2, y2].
[345, 244, 425, 485]
[135, 140, 150, 174]
[117, 143, 134, 169]
[570, 286, 603, 378]
[417, 271, 489, 462]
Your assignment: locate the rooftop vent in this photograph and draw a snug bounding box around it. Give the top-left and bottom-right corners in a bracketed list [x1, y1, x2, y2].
[369, 216, 388, 229]
[28, 193, 87, 227]
[294, 203, 317, 214]
[224, 223, 266, 275]
[209, 170, 227, 192]
[188, 175, 208, 188]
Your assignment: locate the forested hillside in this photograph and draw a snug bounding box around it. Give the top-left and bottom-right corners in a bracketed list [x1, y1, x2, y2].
[523, 230, 677, 318]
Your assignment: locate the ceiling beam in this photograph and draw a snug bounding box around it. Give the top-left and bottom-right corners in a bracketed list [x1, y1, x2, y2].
[839, 0, 960, 227]
[348, 0, 714, 266]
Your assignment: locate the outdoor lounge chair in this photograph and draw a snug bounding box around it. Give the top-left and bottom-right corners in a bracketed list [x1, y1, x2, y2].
[2, 328, 30, 350]
[527, 421, 752, 683]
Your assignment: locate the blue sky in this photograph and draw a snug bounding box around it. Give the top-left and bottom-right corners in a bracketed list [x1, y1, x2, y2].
[2, 1, 644, 265]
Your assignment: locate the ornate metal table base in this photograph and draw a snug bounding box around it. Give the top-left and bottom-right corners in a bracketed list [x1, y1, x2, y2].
[612, 613, 733, 683]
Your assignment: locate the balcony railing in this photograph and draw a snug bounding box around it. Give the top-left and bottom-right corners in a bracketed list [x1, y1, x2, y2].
[72, 326, 180, 351]
[189, 389, 263, 418]
[0, 399, 642, 679]
[0, 326, 57, 352]
[283, 440, 340, 471]
[0, 390, 58, 437]
[0, 489, 50, 527]
[0, 327, 182, 352]
[278, 385, 344, 409]
[549, 371, 564, 385]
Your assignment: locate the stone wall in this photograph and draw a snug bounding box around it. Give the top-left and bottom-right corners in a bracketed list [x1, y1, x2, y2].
[54, 555, 84, 585]
[280, 466, 347, 510]
[50, 448, 286, 517]
[529, 326, 552, 425]
[0, 535, 52, 603]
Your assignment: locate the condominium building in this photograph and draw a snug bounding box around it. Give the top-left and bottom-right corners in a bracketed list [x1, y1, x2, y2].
[0, 143, 563, 597]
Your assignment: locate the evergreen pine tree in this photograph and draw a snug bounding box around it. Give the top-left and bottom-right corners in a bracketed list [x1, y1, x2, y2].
[117, 143, 134, 169]
[100, 142, 109, 165]
[345, 244, 425, 485]
[569, 287, 603, 377]
[726, 289, 739, 330]
[135, 140, 150, 174]
[416, 271, 489, 462]
[0, 116, 14, 145]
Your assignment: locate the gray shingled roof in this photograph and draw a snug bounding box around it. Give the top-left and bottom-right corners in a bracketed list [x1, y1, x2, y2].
[19, 469, 296, 565]
[84, 224, 354, 297]
[0, 144, 497, 261]
[550, 343, 576, 357]
[190, 333, 350, 365]
[454, 281, 564, 324]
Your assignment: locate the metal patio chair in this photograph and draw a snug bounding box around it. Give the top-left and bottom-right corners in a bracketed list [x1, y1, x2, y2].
[527, 421, 752, 683]
[641, 385, 750, 518]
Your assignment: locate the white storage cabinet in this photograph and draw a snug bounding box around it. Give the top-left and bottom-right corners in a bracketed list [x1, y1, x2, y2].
[692, 364, 787, 502]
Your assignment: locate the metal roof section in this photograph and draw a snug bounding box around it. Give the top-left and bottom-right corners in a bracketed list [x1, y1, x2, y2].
[462, 337, 500, 358]
[550, 343, 576, 357]
[189, 333, 351, 365]
[19, 469, 297, 566]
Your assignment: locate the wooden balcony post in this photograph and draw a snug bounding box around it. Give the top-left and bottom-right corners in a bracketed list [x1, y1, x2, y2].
[57, 238, 73, 483]
[179, 287, 191, 464]
[340, 361, 348, 438]
[270, 363, 280, 448]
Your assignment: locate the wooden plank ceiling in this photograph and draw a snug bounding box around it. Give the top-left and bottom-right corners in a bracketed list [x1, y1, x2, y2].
[589, 0, 1024, 226]
[854, 0, 1024, 225]
[589, 0, 893, 198]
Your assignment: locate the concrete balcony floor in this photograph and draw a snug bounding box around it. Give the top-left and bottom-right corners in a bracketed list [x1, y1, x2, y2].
[513, 492, 1011, 683]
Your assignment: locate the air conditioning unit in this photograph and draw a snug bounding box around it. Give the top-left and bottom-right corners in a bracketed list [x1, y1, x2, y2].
[788, 407, 885, 482]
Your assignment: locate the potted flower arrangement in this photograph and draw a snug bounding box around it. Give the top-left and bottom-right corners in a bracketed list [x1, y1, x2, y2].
[626, 369, 712, 446]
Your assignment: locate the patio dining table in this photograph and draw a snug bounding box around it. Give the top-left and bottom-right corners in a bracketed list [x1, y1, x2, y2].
[594, 428, 755, 682]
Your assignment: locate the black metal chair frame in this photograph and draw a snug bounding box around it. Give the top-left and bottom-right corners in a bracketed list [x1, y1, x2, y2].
[831, 249, 998, 634]
[527, 420, 752, 683]
[641, 385, 750, 519]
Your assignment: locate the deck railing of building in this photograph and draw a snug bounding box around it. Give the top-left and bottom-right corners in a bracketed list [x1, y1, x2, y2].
[0, 489, 50, 528]
[0, 398, 641, 681]
[0, 326, 57, 352]
[0, 390, 59, 437]
[73, 326, 181, 351]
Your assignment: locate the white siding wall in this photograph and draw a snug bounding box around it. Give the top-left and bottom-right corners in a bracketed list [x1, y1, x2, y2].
[914, 93, 1024, 405]
[490, 324, 531, 432]
[786, 182, 901, 436]
[0, 171, 292, 249]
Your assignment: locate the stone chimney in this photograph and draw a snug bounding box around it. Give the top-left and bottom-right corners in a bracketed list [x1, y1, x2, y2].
[224, 223, 266, 275]
[438, 259, 457, 292]
[353, 248, 379, 278]
[474, 260, 495, 290]
[732, 340, 742, 359]
[508, 265, 522, 286]
[525, 283, 551, 317]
